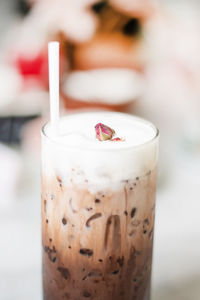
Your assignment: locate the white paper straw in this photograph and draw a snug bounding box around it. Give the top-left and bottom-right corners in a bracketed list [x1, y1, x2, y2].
[48, 41, 60, 136]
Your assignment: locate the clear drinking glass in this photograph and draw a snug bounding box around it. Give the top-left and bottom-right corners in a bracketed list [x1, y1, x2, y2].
[41, 112, 159, 300]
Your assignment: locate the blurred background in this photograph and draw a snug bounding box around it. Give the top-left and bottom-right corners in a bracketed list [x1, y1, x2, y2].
[0, 0, 200, 299]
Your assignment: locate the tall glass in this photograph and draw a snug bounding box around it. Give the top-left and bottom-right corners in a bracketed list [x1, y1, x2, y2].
[41, 112, 159, 300]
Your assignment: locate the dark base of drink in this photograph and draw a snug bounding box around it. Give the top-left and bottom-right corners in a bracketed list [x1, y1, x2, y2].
[42, 247, 152, 300]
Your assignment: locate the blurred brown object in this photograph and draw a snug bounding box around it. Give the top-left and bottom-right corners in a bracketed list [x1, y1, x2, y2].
[73, 33, 143, 71]
[58, 0, 154, 111]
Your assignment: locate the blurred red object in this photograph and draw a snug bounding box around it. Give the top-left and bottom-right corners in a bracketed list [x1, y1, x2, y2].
[15, 50, 49, 87]
[17, 53, 44, 77]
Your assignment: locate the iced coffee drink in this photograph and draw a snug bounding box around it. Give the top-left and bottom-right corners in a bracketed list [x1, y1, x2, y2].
[41, 111, 159, 300]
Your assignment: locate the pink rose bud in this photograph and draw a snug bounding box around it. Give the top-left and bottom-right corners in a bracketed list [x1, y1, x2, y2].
[95, 123, 115, 141]
[111, 137, 125, 142]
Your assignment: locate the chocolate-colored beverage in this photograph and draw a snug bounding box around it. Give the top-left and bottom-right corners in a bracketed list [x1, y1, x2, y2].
[41, 112, 159, 300]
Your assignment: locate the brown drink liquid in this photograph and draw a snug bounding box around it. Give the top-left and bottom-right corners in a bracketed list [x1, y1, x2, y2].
[41, 112, 159, 300]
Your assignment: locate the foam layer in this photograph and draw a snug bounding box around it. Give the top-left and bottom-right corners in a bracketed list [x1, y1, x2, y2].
[42, 112, 159, 190]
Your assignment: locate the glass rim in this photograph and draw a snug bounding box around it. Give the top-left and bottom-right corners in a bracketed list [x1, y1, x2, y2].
[41, 112, 159, 152]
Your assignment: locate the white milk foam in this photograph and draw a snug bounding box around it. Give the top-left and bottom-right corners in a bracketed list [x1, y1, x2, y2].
[42, 112, 159, 191]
